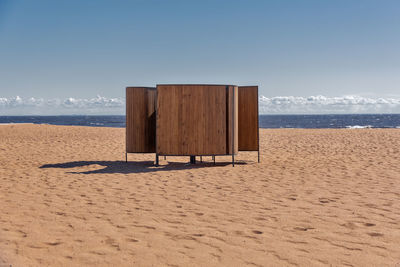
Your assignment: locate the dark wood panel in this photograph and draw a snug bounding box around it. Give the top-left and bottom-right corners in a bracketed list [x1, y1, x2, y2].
[238, 86, 259, 151]
[156, 84, 234, 155]
[126, 87, 156, 153]
[147, 89, 157, 152]
[156, 85, 180, 155]
[227, 85, 239, 155]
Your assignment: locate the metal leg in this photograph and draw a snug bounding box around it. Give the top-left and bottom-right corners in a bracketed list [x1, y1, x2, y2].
[125, 153, 127, 163]
[190, 156, 196, 164]
[155, 154, 159, 166]
[232, 86, 235, 167]
[200, 156, 202, 163]
[164, 156, 166, 160]
[213, 155, 215, 165]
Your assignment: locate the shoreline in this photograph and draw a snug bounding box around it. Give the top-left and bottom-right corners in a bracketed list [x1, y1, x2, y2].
[1, 114, 400, 129]
[1, 122, 400, 129]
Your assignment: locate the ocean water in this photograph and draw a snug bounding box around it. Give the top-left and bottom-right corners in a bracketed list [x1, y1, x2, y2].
[259, 114, 400, 128]
[1, 114, 400, 129]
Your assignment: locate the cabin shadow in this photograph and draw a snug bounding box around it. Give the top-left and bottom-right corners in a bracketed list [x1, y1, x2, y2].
[40, 160, 247, 174]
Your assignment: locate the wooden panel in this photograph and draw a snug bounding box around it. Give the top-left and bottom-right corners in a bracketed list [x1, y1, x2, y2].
[227, 85, 239, 154]
[126, 87, 156, 153]
[156, 85, 181, 155]
[156, 84, 236, 155]
[147, 89, 157, 151]
[238, 86, 259, 151]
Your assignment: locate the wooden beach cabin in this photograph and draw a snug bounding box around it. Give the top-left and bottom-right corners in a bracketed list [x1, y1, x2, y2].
[156, 84, 238, 165]
[125, 84, 259, 166]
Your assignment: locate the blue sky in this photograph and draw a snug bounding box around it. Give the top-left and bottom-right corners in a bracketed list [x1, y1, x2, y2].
[1, 0, 400, 114]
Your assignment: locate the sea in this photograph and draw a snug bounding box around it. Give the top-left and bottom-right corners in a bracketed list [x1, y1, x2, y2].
[1, 114, 400, 129]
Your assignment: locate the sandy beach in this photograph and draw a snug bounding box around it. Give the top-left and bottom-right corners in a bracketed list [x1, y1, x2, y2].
[0, 124, 399, 266]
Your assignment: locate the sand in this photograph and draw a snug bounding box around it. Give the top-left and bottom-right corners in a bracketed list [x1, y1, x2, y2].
[0, 124, 399, 266]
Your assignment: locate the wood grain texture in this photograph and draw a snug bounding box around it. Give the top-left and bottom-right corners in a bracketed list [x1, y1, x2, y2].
[156, 84, 237, 155]
[126, 87, 156, 153]
[227, 85, 239, 155]
[238, 86, 259, 151]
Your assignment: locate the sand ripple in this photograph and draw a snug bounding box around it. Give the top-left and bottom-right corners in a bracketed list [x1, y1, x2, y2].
[1, 125, 400, 266]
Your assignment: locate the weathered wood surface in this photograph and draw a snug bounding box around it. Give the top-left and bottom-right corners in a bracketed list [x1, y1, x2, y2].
[238, 86, 259, 151]
[126, 87, 156, 153]
[156, 84, 238, 155]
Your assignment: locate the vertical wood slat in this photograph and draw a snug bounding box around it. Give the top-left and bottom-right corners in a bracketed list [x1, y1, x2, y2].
[227, 85, 239, 155]
[238, 86, 259, 151]
[126, 87, 156, 153]
[156, 84, 236, 155]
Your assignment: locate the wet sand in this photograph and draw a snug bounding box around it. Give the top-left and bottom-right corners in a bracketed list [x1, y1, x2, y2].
[0, 124, 399, 266]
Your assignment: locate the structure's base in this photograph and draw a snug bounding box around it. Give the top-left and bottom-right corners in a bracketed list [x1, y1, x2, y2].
[125, 152, 261, 167]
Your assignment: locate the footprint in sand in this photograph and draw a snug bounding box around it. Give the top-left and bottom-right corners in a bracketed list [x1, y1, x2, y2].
[368, 232, 383, 237]
[193, 233, 204, 237]
[45, 241, 62, 246]
[319, 198, 331, 204]
[294, 227, 315, 231]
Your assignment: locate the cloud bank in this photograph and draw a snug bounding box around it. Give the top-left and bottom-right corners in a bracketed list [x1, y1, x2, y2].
[1, 95, 400, 115]
[259, 95, 400, 114]
[0, 95, 124, 115]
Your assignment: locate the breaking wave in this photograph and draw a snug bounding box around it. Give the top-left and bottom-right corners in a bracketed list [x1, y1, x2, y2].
[345, 125, 373, 129]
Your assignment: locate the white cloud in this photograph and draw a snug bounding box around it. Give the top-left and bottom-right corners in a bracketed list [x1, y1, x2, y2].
[258, 95, 400, 114]
[1, 94, 400, 115]
[0, 95, 124, 115]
